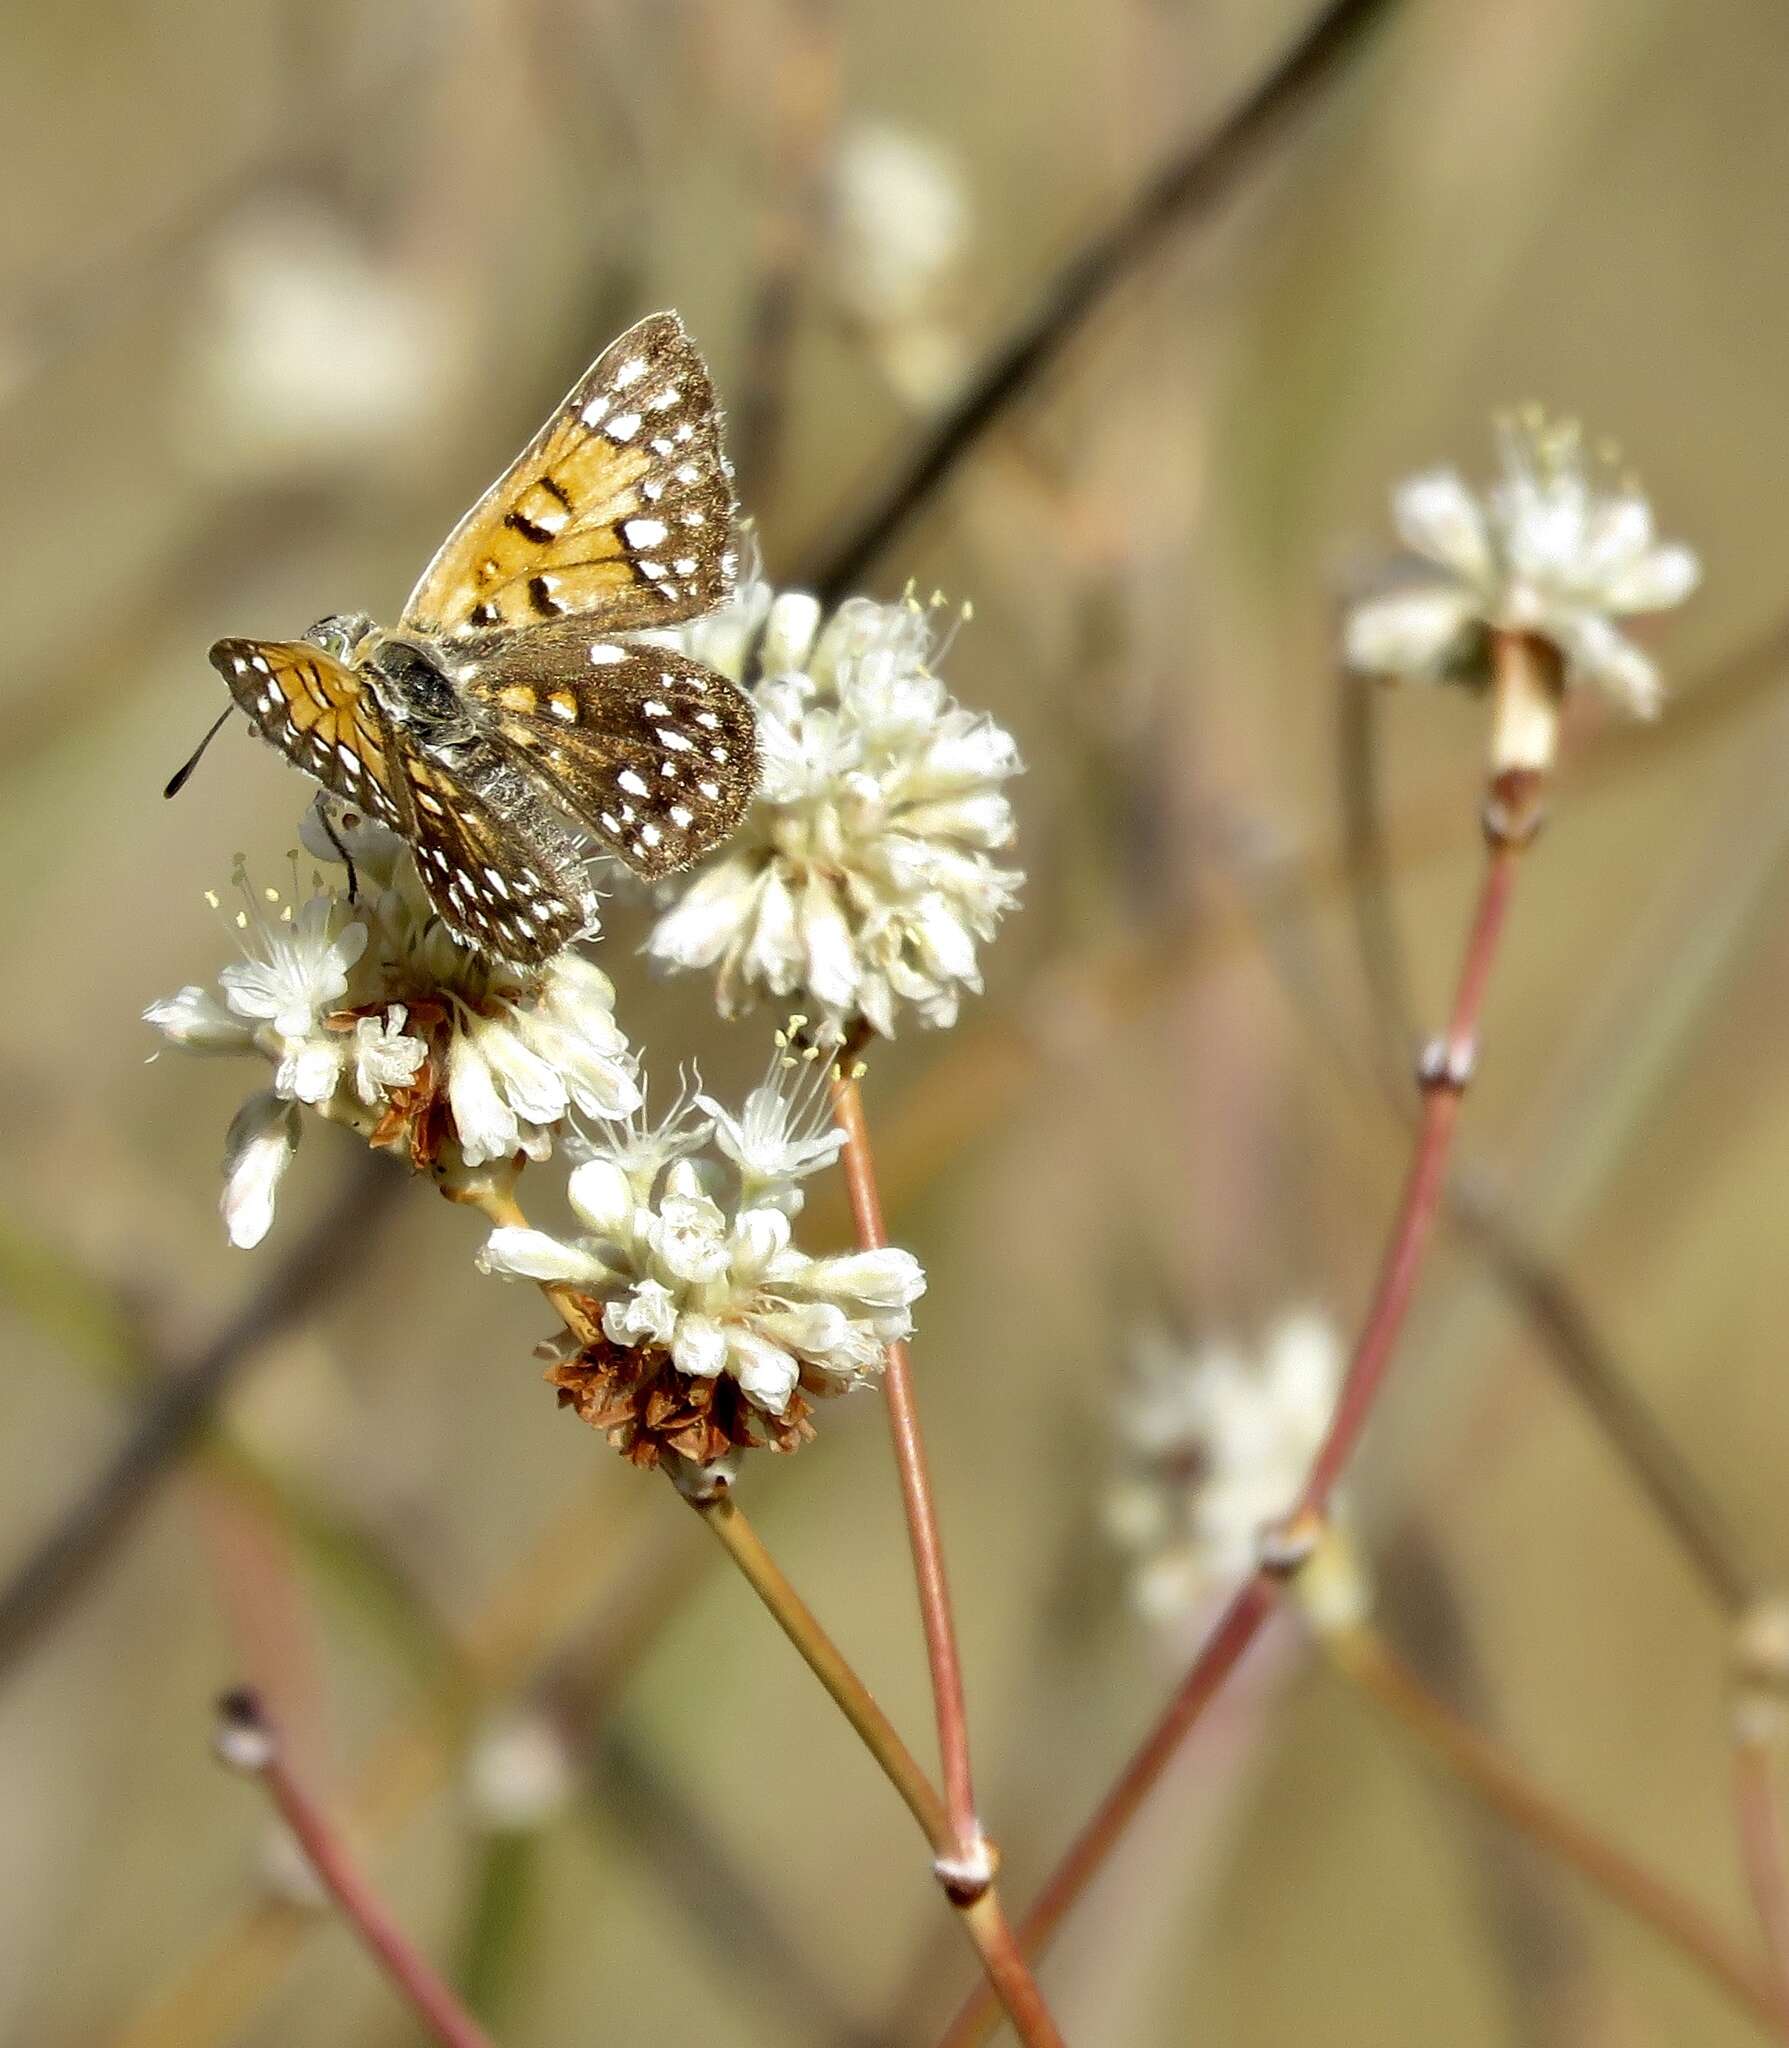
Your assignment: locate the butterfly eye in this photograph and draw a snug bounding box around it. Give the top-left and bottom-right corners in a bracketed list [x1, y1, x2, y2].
[305, 613, 375, 659]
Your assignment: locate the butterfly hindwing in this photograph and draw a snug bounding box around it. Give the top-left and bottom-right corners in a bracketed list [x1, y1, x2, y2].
[400, 312, 736, 643]
[210, 638, 406, 830]
[453, 622, 758, 879]
[399, 739, 597, 964]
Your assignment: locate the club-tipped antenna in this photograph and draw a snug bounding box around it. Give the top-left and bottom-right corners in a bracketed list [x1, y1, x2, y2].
[163, 705, 235, 800]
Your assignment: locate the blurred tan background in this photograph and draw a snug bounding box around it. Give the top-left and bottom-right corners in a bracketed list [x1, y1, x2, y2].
[4, 0, 1789, 2041]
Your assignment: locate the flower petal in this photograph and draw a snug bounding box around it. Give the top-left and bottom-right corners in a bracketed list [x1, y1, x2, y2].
[220, 1092, 300, 1249]
[476, 1226, 603, 1285]
[1393, 470, 1493, 583]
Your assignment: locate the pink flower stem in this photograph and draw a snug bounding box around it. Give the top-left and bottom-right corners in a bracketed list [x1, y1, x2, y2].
[213, 1689, 497, 2048]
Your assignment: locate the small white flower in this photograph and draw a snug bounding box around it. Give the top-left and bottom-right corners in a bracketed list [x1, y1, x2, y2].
[826, 122, 971, 405]
[830, 122, 969, 325]
[350, 1006, 428, 1105]
[148, 832, 642, 1240]
[143, 985, 255, 1054]
[478, 1044, 925, 1467]
[465, 1711, 576, 1833]
[695, 1025, 845, 1213]
[220, 1093, 301, 1250]
[1107, 1314, 1342, 1623]
[1344, 409, 1700, 717]
[216, 878, 366, 1042]
[646, 582, 1023, 1036]
[174, 195, 449, 486]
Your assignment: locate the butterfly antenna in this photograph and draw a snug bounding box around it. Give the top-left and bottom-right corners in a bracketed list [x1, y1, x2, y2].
[163, 705, 235, 800]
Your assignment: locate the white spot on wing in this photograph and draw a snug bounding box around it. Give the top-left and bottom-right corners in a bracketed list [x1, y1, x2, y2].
[624, 517, 668, 548]
[605, 411, 641, 443]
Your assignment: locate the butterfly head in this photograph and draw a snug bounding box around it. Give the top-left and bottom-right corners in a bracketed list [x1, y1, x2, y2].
[304, 611, 377, 661]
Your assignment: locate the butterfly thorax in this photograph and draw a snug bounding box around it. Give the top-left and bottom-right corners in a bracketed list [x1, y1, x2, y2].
[360, 637, 474, 749]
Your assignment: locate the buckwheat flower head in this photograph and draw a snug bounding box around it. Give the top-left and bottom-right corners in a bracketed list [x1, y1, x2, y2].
[1344, 408, 1700, 719]
[478, 1056, 924, 1470]
[644, 581, 1022, 1037]
[1106, 1313, 1342, 1624]
[146, 805, 641, 1243]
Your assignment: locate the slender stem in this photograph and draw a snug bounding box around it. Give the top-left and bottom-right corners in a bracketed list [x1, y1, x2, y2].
[1733, 1734, 1789, 2034]
[1326, 1628, 1784, 2036]
[691, 1488, 1064, 2048]
[461, 1126, 1064, 2033]
[212, 1691, 497, 2048]
[932, 1577, 1276, 2048]
[956, 1894, 1069, 2048]
[1299, 836, 1516, 1510]
[690, 1489, 950, 1852]
[1331, 623, 1761, 1620]
[830, 1065, 982, 1864]
[941, 782, 1529, 2047]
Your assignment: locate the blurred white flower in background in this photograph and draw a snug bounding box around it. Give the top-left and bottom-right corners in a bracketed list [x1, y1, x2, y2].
[145, 808, 639, 1246]
[1106, 1313, 1345, 1624]
[171, 196, 450, 484]
[1344, 408, 1700, 718]
[826, 120, 972, 406]
[645, 580, 1022, 1038]
[466, 1710, 577, 1833]
[479, 1051, 925, 1471]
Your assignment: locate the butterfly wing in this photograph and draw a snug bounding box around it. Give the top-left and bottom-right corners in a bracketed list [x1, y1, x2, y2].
[400, 312, 737, 643]
[397, 739, 598, 964]
[449, 621, 758, 879]
[210, 637, 407, 828]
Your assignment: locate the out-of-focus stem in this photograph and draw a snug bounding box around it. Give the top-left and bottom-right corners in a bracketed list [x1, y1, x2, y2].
[212, 1691, 497, 2048]
[1733, 1730, 1789, 2035]
[1329, 1628, 1785, 2037]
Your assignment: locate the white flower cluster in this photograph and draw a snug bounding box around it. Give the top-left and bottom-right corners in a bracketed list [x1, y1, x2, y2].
[479, 1044, 925, 1469]
[145, 811, 639, 1247]
[1106, 1314, 1341, 1624]
[1344, 409, 1700, 717]
[646, 580, 1023, 1037]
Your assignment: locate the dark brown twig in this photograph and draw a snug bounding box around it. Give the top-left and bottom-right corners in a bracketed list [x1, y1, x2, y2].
[803, 0, 1397, 605]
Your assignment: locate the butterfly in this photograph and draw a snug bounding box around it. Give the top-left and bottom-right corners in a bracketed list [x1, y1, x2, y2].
[205, 311, 757, 965]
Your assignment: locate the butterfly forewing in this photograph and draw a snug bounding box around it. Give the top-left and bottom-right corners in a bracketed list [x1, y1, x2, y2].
[399, 740, 597, 963]
[210, 638, 406, 829]
[401, 312, 736, 642]
[453, 622, 758, 879]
